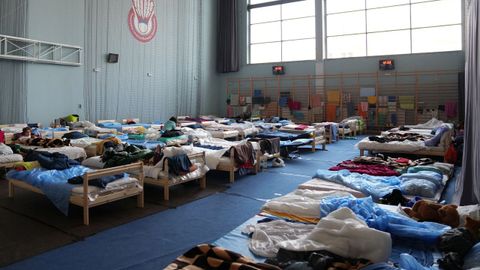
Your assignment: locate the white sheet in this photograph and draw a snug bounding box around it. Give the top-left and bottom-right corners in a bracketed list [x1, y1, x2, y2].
[70, 137, 102, 148]
[356, 137, 426, 153]
[278, 207, 391, 263]
[298, 178, 366, 198]
[71, 177, 141, 201]
[0, 154, 23, 164]
[261, 189, 353, 219]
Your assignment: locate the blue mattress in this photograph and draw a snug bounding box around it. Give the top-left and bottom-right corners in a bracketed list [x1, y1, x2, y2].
[122, 123, 151, 129]
[97, 122, 122, 131]
[256, 131, 311, 141]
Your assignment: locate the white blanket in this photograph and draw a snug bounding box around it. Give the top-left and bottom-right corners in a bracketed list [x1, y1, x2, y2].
[278, 207, 391, 263]
[261, 189, 353, 219]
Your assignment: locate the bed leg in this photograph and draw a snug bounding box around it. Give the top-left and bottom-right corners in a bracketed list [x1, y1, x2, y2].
[322, 143, 326, 151]
[83, 206, 89, 226]
[8, 181, 14, 198]
[311, 142, 316, 152]
[137, 191, 144, 208]
[200, 176, 206, 189]
[229, 170, 235, 183]
[163, 185, 170, 201]
[360, 149, 365, 156]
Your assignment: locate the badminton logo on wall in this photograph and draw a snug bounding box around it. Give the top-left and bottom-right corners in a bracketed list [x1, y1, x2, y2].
[128, 0, 158, 43]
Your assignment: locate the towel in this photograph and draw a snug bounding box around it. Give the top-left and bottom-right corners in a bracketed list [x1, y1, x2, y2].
[327, 90, 340, 105]
[445, 101, 457, 118]
[399, 96, 415, 110]
[368, 96, 377, 105]
[326, 104, 337, 122]
[310, 94, 322, 107]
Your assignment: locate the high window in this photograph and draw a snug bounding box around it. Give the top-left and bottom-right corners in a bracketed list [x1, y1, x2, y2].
[248, 0, 316, 64]
[324, 0, 462, 59]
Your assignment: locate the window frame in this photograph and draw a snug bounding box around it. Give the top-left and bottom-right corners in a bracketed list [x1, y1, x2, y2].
[247, 0, 316, 64]
[323, 0, 463, 60]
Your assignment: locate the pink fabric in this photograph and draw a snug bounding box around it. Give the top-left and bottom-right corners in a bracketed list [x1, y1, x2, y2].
[445, 101, 457, 118]
[329, 160, 400, 176]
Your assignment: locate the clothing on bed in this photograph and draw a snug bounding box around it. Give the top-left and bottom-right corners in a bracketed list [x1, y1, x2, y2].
[101, 144, 153, 168]
[62, 131, 88, 140]
[368, 133, 427, 143]
[166, 244, 281, 270]
[329, 160, 399, 176]
[67, 173, 127, 188]
[163, 154, 195, 175]
[25, 151, 80, 170]
[250, 138, 280, 155]
[266, 248, 372, 270]
[230, 142, 255, 167]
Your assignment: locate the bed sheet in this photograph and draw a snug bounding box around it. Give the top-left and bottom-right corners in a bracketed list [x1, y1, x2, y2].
[208, 129, 239, 139]
[356, 137, 427, 153]
[0, 154, 23, 164]
[70, 137, 102, 148]
[21, 145, 87, 160]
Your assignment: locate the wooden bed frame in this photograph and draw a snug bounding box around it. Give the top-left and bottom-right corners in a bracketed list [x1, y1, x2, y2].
[8, 162, 144, 225]
[144, 152, 207, 201]
[216, 147, 260, 183]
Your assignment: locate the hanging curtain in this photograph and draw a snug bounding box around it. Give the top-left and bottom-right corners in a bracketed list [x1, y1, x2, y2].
[84, 0, 201, 122]
[216, 0, 239, 73]
[0, 0, 27, 124]
[454, 0, 480, 205]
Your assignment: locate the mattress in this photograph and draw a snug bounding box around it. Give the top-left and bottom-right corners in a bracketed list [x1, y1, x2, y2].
[70, 137, 102, 148]
[0, 154, 23, 164]
[208, 130, 239, 139]
[143, 163, 209, 184]
[356, 137, 428, 153]
[298, 178, 366, 198]
[71, 177, 141, 201]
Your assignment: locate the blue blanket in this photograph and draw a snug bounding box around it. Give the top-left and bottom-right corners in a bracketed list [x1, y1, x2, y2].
[7, 166, 91, 215]
[256, 131, 311, 141]
[313, 169, 443, 200]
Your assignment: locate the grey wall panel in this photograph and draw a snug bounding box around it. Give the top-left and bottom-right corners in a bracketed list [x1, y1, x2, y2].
[26, 0, 85, 125]
[0, 0, 27, 124]
[84, 0, 203, 122]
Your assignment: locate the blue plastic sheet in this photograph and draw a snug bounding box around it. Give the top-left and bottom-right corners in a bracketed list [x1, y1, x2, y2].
[319, 196, 450, 244]
[463, 242, 480, 269]
[314, 169, 401, 200]
[7, 166, 91, 215]
[314, 170, 442, 200]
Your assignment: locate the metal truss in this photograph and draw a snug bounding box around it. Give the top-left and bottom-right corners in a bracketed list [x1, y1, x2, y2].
[0, 34, 82, 66]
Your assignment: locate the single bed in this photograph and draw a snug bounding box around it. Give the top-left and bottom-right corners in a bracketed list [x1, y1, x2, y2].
[144, 152, 208, 200]
[356, 129, 453, 157]
[278, 124, 327, 152]
[7, 162, 144, 225]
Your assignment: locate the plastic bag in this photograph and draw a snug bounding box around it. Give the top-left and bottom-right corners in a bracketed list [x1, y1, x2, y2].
[463, 242, 480, 269]
[319, 196, 450, 244]
[399, 254, 436, 270]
